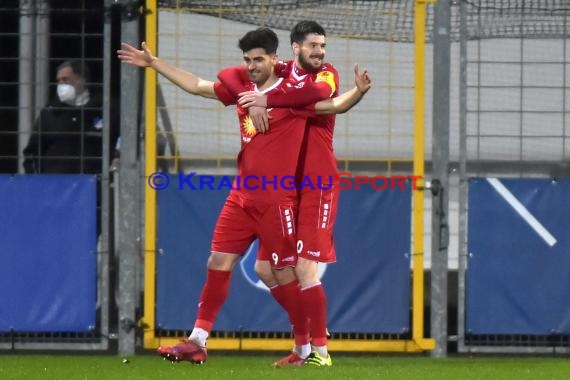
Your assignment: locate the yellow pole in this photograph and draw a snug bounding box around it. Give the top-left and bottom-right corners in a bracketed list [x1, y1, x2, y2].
[143, 0, 158, 348]
[412, 0, 434, 349]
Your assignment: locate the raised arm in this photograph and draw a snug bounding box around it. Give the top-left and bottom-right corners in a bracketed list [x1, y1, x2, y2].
[117, 42, 217, 99]
[314, 64, 371, 115]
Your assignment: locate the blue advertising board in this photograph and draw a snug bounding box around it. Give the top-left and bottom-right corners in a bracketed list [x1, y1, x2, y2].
[156, 175, 411, 333]
[467, 178, 570, 334]
[0, 175, 97, 332]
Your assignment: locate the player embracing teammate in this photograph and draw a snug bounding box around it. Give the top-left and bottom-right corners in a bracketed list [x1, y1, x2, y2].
[118, 21, 371, 368]
[220, 21, 347, 367]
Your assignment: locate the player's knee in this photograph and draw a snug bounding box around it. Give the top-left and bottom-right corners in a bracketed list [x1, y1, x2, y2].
[255, 260, 276, 287]
[272, 266, 297, 285]
[295, 258, 319, 286]
[207, 252, 238, 271]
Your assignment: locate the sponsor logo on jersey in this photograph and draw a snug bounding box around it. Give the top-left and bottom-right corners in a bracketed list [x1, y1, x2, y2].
[241, 115, 257, 143]
[307, 250, 321, 257]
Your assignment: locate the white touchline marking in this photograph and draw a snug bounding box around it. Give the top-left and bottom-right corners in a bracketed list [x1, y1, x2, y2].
[486, 178, 557, 247]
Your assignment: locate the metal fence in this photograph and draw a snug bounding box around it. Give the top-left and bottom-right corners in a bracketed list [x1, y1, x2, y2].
[457, 0, 570, 353]
[0, 0, 117, 351]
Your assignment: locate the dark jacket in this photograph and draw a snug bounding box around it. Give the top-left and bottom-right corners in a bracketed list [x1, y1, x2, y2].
[23, 92, 112, 174]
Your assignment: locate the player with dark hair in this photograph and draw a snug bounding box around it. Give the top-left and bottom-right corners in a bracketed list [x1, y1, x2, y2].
[118, 26, 370, 364]
[219, 20, 355, 367]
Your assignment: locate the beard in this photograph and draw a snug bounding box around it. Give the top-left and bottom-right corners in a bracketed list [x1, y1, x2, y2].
[248, 69, 269, 84]
[298, 52, 324, 72]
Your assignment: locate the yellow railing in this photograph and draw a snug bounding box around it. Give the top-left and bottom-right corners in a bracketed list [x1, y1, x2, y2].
[143, 0, 158, 349]
[412, 0, 436, 351]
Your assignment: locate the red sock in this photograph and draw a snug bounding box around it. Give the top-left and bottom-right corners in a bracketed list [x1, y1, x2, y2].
[272, 280, 310, 346]
[301, 282, 328, 346]
[194, 269, 231, 332]
[270, 284, 288, 310]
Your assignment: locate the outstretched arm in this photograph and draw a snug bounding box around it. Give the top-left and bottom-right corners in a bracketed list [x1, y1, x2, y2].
[117, 42, 217, 99]
[314, 64, 371, 115]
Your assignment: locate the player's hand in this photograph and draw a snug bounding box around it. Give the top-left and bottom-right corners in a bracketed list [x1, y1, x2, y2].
[249, 106, 270, 133]
[238, 91, 268, 108]
[354, 63, 371, 94]
[117, 41, 156, 68]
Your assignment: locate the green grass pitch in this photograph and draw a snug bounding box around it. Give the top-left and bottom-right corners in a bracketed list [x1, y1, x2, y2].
[1, 354, 570, 380]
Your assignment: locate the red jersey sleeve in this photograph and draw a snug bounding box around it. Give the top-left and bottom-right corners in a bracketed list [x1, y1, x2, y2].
[274, 61, 290, 77]
[291, 103, 317, 118]
[217, 66, 249, 97]
[266, 66, 339, 108]
[314, 67, 339, 97]
[213, 82, 236, 106]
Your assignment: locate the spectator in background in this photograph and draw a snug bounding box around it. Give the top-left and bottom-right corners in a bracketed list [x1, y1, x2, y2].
[23, 60, 116, 174]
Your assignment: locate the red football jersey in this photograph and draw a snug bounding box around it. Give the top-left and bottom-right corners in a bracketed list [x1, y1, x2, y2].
[270, 61, 340, 180]
[214, 78, 308, 202]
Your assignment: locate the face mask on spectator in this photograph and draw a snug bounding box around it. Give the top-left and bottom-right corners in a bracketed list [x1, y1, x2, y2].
[57, 83, 76, 104]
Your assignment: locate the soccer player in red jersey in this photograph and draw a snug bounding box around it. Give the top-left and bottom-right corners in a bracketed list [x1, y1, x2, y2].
[279, 21, 339, 368]
[118, 27, 370, 365]
[218, 21, 357, 367]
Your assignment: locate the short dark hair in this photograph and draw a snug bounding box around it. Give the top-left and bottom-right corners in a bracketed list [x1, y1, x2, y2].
[57, 60, 91, 83]
[238, 27, 279, 55]
[290, 20, 326, 45]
